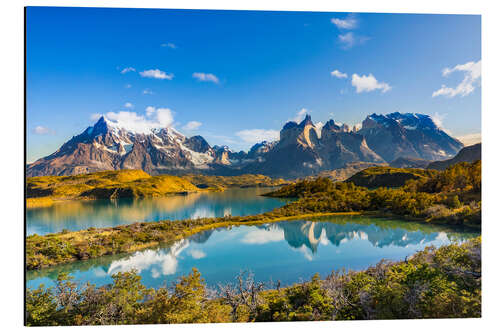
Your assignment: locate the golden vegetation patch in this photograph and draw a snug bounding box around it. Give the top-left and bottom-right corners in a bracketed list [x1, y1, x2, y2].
[26, 169, 201, 201]
[26, 197, 54, 208]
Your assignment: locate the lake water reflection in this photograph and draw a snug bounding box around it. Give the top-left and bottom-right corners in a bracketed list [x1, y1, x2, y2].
[27, 216, 478, 290]
[26, 188, 289, 235]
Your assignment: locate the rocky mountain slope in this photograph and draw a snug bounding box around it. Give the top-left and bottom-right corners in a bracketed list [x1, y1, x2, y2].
[427, 143, 481, 170]
[27, 113, 467, 178]
[357, 112, 463, 162]
[242, 115, 384, 177]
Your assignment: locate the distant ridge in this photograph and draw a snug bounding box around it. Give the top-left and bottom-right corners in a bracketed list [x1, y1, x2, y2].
[390, 157, 431, 169]
[427, 143, 481, 170]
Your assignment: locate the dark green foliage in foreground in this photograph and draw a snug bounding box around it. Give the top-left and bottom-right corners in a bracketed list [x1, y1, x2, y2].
[26, 238, 481, 325]
[266, 161, 481, 227]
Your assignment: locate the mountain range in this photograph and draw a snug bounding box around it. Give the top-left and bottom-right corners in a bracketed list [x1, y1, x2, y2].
[27, 112, 465, 178]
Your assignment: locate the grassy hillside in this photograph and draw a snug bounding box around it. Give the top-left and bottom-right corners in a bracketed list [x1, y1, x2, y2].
[26, 170, 201, 206]
[26, 171, 290, 207]
[183, 174, 289, 190]
[346, 166, 438, 188]
[266, 161, 481, 227]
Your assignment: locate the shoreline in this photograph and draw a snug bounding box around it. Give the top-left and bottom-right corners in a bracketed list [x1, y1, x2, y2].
[26, 209, 479, 271]
[26, 211, 362, 270]
[26, 185, 284, 208]
[26, 190, 202, 209]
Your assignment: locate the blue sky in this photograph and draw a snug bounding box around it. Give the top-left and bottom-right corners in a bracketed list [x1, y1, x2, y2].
[26, 7, 481, 162]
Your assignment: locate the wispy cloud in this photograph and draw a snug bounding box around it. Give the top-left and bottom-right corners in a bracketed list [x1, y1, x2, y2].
[330, 69, 348, 79]
[339, 32, 355, 49]
[331, 14, 358, 29]
[351, 73, 391, 93]
[161, 42, 177, 49]
[290, 108, 309, 123]
[140, 69, 174, 80]
[236, 129, 279, 144]
[124, 102, 133, 108]
[192, 72, 219, 84]
[182, 121, 202, 131]
[457, 133, 481, 146]
[338, 32, 368, 50]
[429, 112, 453, 135]
[432, 60, 481, 98]
[430, 112, 446, 128]
[90, 113, 102, 121]
[125, 84, 132, 89]
[143, 88, 154, 95]
[32, 126, 55, 135]
[120, 67, 136, 74]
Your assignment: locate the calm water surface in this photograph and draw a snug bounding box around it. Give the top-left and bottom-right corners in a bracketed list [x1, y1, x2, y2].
[27, 216, 478, 290]
[27, 188, 288, 235]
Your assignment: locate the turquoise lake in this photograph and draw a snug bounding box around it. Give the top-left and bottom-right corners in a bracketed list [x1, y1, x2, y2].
[26, 188, 289, 235]
[27, 215, 478, 290]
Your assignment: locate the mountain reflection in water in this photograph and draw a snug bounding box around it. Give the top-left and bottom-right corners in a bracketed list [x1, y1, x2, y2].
[27, 217, 477, 289]
[26, 188, 289, 235]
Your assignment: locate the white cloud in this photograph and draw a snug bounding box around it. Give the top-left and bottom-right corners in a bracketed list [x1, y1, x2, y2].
[156, 108, 174, 127]
[331, 14, 358, 29]
[125, 84, 132, 89]
[183, 121, 202, 131]
[143, 88, 154, 95]
[192, 72, 219, 84]
[161, 42, 177, 49]
[145, 106, 156, 117]
[330, 69, 348, 79]
[457, 133, 481, 146]
[90, 113, 102, 121]
[139, 69, 174, 80]
[241, 228, 284, 244]
[124, 102, 133, 108]
[296, 245, 313, 261]
[430, 112, 453, 135]
[236, 129, 279, 144]
[432, 60, 481, 98]
[351, 73, 391, 93]
[290, 108, 309, 123]
[188, 249, 206, 259]
[430, 112, 446, 128]
[32, 126, 54, 135]
[120, 67, 136, 74]
[107, 240, 188, 276]
[101, 106, 174, 133]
